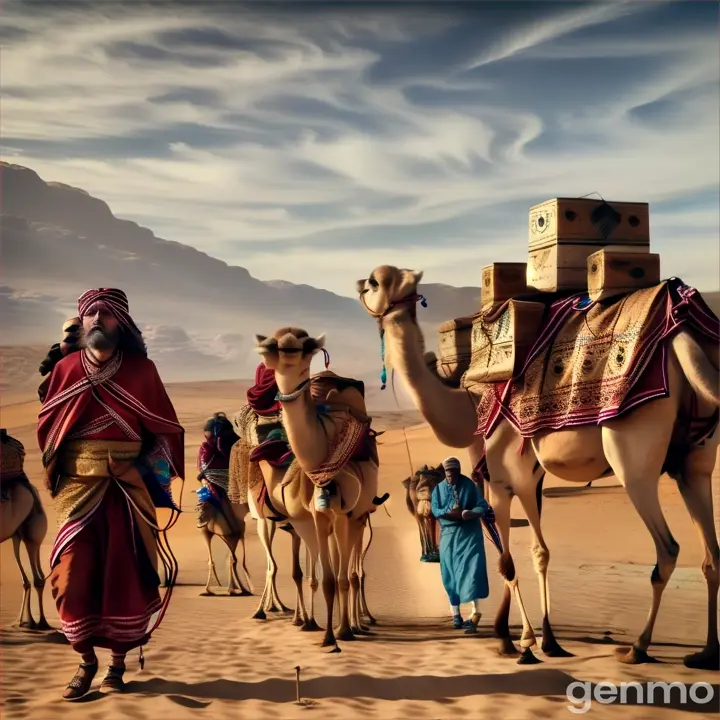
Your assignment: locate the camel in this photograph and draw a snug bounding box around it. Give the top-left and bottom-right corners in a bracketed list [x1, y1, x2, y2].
[401, 464, 442, 563]
[250, 327, 383, 649]
[1, 431, 51, 631]
[195, 497, 254, 597]
[357, 265, 720, 670]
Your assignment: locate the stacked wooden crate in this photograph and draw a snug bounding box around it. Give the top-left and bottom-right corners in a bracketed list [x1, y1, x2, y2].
[526, 197, 660, 298]
[436, 196, 665, 387]
[436, 261, 545, 386]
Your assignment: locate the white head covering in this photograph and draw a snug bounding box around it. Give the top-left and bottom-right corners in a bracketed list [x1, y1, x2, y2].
[442, 456, 460, 470]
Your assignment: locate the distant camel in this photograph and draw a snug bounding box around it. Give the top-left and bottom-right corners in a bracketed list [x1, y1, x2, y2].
[1, 430, 51, 630]
[195, 497, 254, 596]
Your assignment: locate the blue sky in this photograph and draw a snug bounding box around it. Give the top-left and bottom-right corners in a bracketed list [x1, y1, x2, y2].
[2, 0, 718, 295]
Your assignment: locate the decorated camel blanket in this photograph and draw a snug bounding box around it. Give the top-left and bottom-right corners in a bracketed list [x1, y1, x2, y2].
[476, 278, 719, 439]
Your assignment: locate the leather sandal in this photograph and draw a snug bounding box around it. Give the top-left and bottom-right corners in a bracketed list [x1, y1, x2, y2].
[63, 660, 98, 701]
[100, 665, 127, 693]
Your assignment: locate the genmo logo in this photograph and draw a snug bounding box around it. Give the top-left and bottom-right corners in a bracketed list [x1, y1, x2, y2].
[565, 680, 716, 714]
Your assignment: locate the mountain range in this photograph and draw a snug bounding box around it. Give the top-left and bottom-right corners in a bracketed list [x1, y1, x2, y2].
[0, 161, 483, 390]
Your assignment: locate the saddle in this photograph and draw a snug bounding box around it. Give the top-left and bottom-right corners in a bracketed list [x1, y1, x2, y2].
[228, 370, 377, 516]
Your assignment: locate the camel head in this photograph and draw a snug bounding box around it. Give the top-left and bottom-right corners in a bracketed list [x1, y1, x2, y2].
[356, 265, 424, 321]
[254, 327, 326, 395]
[401, 463, 442, 562]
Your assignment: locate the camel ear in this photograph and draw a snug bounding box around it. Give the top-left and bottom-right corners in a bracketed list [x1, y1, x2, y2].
[411, 270, 423, 285]
[401, 478, 411, 489]
[314, 333, 326, 350]
[356, 279, 367, 294]
[255, 334, 268, 345]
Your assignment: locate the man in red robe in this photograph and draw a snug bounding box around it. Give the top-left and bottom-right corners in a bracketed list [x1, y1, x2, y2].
[36, 288, 184, 701]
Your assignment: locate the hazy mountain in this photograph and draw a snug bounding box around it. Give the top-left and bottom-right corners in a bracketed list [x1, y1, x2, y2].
[0, 161, 483, 383]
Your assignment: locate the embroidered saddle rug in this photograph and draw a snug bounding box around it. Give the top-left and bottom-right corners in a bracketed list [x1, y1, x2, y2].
[476, 278, 720, 438]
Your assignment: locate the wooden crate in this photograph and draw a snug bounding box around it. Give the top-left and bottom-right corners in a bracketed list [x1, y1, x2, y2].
[481, 263, 529, 307]
[529, 197, 650, 247]
[463, 300, 546, 385]
[527, 197, 650, 292]
[587, 248, 661, 302]
[436, 316, 474, 384]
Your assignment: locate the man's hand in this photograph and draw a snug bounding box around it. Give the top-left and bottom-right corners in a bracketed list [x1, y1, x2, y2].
[462, 509, 479, 521]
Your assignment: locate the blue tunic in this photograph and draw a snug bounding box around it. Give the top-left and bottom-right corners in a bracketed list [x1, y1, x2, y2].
[431, 475, 490, 605]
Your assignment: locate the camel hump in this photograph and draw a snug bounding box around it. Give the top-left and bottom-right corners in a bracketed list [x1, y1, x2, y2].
[311, 372, 368, 418]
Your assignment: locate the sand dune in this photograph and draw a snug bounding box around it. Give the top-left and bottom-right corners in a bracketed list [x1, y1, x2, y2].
[1, 382, 718, 719]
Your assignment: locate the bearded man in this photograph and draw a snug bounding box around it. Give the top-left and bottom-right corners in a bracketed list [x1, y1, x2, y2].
[36, 288, 184, 701]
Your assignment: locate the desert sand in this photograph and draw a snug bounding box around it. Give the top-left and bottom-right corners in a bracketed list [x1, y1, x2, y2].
[1, 379, 718, 720]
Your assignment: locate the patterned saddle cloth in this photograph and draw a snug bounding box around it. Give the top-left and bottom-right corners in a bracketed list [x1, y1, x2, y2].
[477, 278, 720, 437]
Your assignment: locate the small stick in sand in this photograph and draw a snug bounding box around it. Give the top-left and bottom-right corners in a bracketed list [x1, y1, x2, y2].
[294, 665, 301, 704]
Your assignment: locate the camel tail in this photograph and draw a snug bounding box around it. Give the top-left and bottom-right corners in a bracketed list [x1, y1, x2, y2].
[671, 330, 720, 407]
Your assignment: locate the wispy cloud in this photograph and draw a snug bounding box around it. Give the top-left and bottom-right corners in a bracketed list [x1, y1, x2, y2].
[2, 0, 718, 294]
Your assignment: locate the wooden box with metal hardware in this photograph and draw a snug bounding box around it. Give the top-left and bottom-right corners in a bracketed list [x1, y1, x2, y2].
[436, 316, 474, 384]
[527, 198, 650, 292]
[481, 262, 530, 307]
[463, 299, 546, 386]
[587, 248, 661, 302]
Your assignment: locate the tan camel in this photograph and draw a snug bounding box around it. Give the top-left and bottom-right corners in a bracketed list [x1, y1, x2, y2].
[402, 464, 442, 563]
[230, 388, 377, 640]
[357, 265, 720, 670]
[195, 497, 253, 596]
[252, 327, 383, 648]
[1, 432, 51, 631]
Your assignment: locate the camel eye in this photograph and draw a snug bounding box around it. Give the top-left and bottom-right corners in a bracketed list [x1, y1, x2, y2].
[368, 277, 379, 289]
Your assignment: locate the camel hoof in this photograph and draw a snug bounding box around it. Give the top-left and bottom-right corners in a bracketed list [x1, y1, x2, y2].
[615, 646, 657, 665]
[199, 590, 215, 596]
[351, 626, 370, 636]
[517, 648, 542, 665]
[302, 619, 322, 632]
[268, 605, 280, 613]
[683, 645, 719, 671]
[321, 633, 337, 648]
[336, 628, 356, 642]
[542, 640, 574, 658]
[364, 616, 377, 626]
[497, 637, 520, 657]
[252, 609, 267, 620]
[35, 619, 52, 631]
[18, 620, 37, 631]
[292, 617, 305, 627]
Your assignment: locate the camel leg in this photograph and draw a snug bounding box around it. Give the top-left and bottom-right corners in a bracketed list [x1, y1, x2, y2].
[485, 480, 524, 659]
[200, 527, 219, 596]
[239, 537, 254, 595]
[333, 514, 356, 642]
[603, 412, 677, 665]
[675, 450, 720, 670]
[290, 530, 309, 626]
[11, 535, 34, 629]
[252, 518, 275, 619]
[223, 536, 251, 596]
[316, 513, 338, 649]
[359, 516, 376, 626]
[302, 539, 321, 632]
[515, 476, 572, 658]
[349, 519, 369, 634]
[26, 539, 51, 630]
[265, 522, 291, 613]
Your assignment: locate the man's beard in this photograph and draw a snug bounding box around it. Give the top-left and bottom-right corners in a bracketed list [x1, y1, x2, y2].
[86, 325, 120, 351]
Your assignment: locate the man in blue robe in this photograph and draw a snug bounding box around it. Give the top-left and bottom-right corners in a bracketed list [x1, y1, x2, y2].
[431, 456, 491, 634]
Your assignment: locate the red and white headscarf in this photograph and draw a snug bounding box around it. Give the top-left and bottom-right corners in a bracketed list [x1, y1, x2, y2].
[77, 288, 141, 334]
